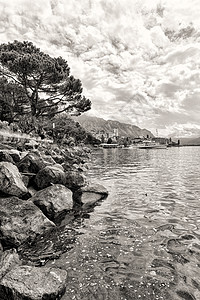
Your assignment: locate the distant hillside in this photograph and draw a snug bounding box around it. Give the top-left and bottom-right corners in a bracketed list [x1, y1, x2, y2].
[180, 137, 200, 145]
[75, 115, 154, 138]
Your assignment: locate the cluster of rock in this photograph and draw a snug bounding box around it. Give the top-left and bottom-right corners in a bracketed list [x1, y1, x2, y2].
[0, 145, 108, 300]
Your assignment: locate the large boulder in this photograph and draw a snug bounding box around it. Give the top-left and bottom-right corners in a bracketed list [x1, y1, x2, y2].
[31, 184, 73, 221]
[17, 152, 46, 174]
[0, 266, 67, 300]
[65, 170, 86, 191]
[0, 162, 27, 197]
[34, 165, 66, 189]
[0, 197, 55, 247]
[74, 183, 108, 206]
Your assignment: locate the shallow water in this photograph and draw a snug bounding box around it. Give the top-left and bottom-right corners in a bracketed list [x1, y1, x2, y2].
[47, 146, 200, 300]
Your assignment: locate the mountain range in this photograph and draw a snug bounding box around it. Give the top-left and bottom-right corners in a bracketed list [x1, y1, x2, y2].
[75, 115, 154, 139]
[180, 137, 200, 146]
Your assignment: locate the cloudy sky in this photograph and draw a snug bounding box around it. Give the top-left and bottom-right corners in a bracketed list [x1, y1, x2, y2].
[1, 0, 200, 137]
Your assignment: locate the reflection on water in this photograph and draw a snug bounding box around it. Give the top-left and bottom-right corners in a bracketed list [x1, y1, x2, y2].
[47, 147, 200, 300]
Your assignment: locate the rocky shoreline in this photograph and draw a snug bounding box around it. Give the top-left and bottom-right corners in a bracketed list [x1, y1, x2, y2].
[0, 141, 108, 300]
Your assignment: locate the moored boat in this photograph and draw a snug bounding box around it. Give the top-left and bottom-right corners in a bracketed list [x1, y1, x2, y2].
[138, 140, 167, 149]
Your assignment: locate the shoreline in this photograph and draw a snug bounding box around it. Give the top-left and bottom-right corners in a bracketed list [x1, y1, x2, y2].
[0, 138, 108, 300]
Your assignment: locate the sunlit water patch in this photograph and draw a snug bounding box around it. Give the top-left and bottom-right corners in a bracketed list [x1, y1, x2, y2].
[46, 147, 200, 300]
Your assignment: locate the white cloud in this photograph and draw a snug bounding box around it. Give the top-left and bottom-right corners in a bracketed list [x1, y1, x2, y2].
[0, 0, 200, 136]
[150, 26, 169, 48]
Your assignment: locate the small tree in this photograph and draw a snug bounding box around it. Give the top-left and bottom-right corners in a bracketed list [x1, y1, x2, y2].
[42, 114, 88, 145]
[0, 76, 27, 123]
[0, 40, 91, 129]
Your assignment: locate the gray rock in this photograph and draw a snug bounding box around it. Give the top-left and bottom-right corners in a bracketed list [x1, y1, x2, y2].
[21, 175, 29, 187]
[31, 184, 73, 221]
[5, 150, 21, 163]
[52, 154, 65, 164]
[0, 249, 21, 280]
[0, 266, 67, 300]
[34, 165, 66, 189]
[81, 183, 108, 195]
[17, 152, 46, 174]
[42, 154, 56, 166]
[0, 151, 14, 164]
[27, 186, 38, 197]
[0, 162, 27, 197]
[24, 140, 39, 150]
[0, 243, 3, 259]
[65, 170, 86, 191]
[74, 183, 108, 206]
[53, 164, 64, 171]
[0, 197, 55, 247]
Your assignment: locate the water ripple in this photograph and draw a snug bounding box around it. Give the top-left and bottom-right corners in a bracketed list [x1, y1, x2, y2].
[48, 147, 200, 299]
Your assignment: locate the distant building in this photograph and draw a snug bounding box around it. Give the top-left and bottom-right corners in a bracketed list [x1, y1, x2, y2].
[152, 137, 169, 145]
[94, 128, 118, 143]
[132, 137, 143, 143]
[113, 128, 119, 137]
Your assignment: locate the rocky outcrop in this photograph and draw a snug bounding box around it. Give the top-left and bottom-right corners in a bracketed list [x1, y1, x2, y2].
[0, 266, 67, 300]
[0, 162, 27, 197]
[0, 197, 55, 247]
[0, 142, 108, 300]
[34, 165, 66, 189]
[31, 184, 73, 221]
[74, 183, 108, 207]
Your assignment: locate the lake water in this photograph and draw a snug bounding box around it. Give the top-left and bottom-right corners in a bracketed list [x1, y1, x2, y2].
[48, 146, 200, 300]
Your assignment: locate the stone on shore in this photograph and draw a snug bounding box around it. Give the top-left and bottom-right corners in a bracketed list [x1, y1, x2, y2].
[31, 184, 73, 221]
[65, 170, 86, 191]
[42, 154, 56, 165]
[0, 149, 21, 164]
[0, 197, 55, 247]
[21, 174, 30, 187]
[0, 249, 21, 281]
[34, 165, 66, 189]
[0, 162, 27, 197]
[7, 150, 21, 163]
[0, 266, 67, 300]
[74, 183, 108, 206]
[0, 151, 14, 164]
[17, 152, 46, 174]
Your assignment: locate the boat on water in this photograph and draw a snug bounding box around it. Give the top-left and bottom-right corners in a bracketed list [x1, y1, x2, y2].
[100, 143, 119, 148]
[99, 141, 167, 149]
[138, 140, 167, 149]
[127, 144, 141, 149]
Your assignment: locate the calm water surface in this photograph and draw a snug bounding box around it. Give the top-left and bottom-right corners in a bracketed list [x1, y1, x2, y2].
[48, 147, 200, 300]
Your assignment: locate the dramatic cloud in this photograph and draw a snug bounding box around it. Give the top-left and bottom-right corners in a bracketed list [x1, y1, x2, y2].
[1, 0, 200, 137]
